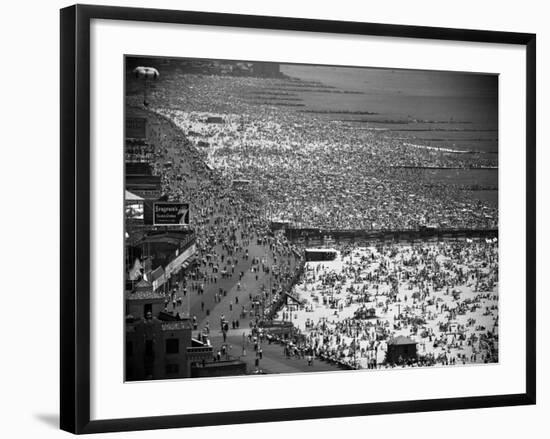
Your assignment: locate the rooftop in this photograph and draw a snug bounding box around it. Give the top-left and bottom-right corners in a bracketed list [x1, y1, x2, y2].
[161, 321, 191, 331]
[388, 335, 417, 346]
[139, 230, 195, 247]
[193, 360, 245, 369]
[125, 289, 165, 301]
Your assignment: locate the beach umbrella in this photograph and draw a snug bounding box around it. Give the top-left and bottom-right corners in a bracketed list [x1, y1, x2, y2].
[132, 66, 159, 107]
[133, 66, 159, 80]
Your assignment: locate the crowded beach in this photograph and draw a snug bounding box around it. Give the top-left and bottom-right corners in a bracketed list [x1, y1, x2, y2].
[125, 61, 499, 372]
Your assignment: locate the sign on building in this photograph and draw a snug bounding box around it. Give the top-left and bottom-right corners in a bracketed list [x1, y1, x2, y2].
[125, 201, 144, 221]
[153, 202, 190, 226]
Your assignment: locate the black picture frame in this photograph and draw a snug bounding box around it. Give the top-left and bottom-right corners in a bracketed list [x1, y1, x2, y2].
[60, 4, 536, 434]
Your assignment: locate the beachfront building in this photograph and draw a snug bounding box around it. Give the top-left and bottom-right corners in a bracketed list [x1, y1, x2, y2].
[125, 280, 216, 380]
[125, 281, 193, 380]
[125, 228, 197, 294]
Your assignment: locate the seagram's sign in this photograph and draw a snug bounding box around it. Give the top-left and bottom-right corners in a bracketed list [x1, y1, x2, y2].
[153, 202, 189, 226]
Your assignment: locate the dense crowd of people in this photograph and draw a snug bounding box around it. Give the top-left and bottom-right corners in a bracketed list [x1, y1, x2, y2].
[140, 69, 498, 231]
[143, 113, 303, 330]
[274, 240, 499, 368]
[125, 65, 499, 372]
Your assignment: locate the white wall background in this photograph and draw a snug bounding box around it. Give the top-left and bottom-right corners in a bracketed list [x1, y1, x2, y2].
[0, 0, 546, 437]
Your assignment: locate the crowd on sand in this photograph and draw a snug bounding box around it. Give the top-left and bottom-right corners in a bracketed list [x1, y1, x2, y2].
[136, 69, 497, 231]
[270, 240, 498, 369]
[125, 68, 499, 371]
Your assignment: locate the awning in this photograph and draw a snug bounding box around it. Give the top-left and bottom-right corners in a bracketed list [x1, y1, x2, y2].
[171, 261, 189, 277]
[125, 190, 144, 201]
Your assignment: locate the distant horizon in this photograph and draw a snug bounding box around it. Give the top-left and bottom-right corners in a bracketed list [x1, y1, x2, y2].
[126, 55, 498, 126]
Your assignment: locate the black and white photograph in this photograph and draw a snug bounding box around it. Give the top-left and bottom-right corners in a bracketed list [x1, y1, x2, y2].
[124, 56, 499, 381]
[0, 0, 545, 436]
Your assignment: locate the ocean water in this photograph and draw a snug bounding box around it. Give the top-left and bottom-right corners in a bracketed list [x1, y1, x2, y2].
[126, 57, 498, 205]
[280, 63, 498, 207]
[281, 64, 498, 155]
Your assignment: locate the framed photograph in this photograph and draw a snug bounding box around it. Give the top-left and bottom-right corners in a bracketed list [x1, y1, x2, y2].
[60, 4, 536, 434]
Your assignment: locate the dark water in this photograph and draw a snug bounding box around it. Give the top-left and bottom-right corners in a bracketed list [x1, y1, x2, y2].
[278, 64, 498, 206]
[281, 64, 498, 155]
[420, 168, 498, 187]
[418, 168, 498, 206]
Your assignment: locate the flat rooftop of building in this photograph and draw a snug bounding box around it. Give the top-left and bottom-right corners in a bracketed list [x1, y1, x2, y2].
[194, 360, 245, 368]
[388, 335, 417, 346]
[161, 321, 191, 331]
[125, 318, 191, 331]
[137, 230, 195, 248]
[125, 289, 165, 301]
